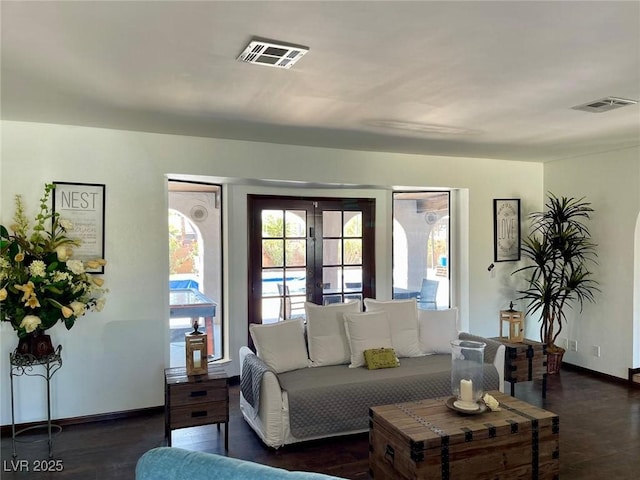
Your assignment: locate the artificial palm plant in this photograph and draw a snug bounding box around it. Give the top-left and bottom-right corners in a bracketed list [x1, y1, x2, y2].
[513, 194, 599, 366]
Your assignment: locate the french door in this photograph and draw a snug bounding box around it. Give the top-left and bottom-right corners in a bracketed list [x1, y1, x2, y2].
[248, 195, 375, 326]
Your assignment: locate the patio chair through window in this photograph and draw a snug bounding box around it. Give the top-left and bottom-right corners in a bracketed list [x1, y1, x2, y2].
[277, 284, 306, 320]
[418, 278, 439, 310]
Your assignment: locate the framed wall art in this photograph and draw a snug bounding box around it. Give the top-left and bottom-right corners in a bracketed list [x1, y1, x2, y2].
[493, 198, 521, 262]
[53, 182, 106, 273]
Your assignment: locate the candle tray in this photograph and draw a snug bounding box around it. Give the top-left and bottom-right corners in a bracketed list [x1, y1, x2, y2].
[445, 396, 487, 415]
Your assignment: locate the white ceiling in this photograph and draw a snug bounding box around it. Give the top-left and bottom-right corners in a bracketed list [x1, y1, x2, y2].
[2, 1, 639, 163]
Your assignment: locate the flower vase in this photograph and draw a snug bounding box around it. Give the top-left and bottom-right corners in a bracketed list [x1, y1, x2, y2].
[16, 330, 55, 359]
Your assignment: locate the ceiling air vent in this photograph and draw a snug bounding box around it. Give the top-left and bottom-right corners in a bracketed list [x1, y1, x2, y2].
[572, 96, 638, 113]
[237, 40, 309, 69]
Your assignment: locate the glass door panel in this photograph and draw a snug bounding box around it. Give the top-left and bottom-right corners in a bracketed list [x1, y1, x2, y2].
[261, 240, 283, 268]
[262, 210, 284, 237]
[322, 239, 342, 264]
[344, 211, 362, 236]
[285, 210, 307, 237]
[258, 207, 309, 324]
[322, 211, 342, 237]
[344, 238, 362, 264]
[319, 209, 365, 306]
[285, 239, 306, 267]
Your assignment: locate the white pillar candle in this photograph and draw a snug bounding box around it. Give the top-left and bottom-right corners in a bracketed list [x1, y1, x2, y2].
[460, 379, 473, 403]
[193, 350, 202, 368]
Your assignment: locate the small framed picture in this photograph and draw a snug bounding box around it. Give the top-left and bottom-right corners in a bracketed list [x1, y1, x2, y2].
[493, 199, 521, 262]
[53, 182, 106, 273]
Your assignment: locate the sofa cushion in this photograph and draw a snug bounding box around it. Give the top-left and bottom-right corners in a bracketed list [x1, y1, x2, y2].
[363, 298, 422, 358]
[418, 307, 460, 354]
[305, 300, 361, 367]
[343, 310, 393, 368]
[249, 319, 309, 373]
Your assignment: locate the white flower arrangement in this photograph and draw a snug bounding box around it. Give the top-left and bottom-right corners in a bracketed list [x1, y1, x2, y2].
[0, 184, 108, 338]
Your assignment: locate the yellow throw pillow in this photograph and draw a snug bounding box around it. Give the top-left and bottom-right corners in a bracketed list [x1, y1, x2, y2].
[363, 348, 400, 370]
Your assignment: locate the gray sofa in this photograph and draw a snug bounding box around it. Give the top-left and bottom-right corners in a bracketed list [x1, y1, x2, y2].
[239, 331, 505, 448]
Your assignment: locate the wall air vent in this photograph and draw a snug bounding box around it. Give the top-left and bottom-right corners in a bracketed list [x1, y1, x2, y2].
[190, 205, 208, 222]
[572, 96, 638, 113]
[237, 39, 309, 69]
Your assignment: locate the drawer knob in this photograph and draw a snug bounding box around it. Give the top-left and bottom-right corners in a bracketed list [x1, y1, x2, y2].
[191, 410, 207, 418]
[190, 390, 207, 397]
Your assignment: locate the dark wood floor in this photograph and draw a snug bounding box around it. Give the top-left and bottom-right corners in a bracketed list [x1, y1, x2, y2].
[2, 367, 639, 479]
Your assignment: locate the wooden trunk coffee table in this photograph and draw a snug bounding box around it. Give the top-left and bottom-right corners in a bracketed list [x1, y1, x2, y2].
[369, 391, 559, 480]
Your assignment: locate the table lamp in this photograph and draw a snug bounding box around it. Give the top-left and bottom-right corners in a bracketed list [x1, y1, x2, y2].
[500, 302, 524, 343]
[185, 319, 208, 376]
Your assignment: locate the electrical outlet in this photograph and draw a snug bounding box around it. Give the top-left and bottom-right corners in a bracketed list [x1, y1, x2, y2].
[559, 338, 568, 350]
[593, 345, 601, 357]
[569, 340, 578, 352]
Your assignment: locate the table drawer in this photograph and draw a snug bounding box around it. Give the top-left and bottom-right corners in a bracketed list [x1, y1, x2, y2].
[169, 380, 227, 406]
[169, 401, 229, 429]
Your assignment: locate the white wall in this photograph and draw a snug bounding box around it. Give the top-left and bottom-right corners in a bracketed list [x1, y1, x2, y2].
[0, 120, 543, 424]
[635, 213, 640, 368]
[544, 146, 640, 378]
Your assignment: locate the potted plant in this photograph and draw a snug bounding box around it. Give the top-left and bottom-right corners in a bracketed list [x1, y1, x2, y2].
[513, 194, 599, 374]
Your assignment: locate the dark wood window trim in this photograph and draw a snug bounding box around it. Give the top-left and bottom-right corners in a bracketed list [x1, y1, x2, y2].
[247, 195, 376, 343]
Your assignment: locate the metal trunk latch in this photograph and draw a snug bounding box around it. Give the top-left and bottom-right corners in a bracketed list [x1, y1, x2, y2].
[384, 445, 395, 465]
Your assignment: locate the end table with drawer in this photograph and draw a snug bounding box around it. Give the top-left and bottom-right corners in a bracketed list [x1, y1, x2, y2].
[164, 365, 229, 450]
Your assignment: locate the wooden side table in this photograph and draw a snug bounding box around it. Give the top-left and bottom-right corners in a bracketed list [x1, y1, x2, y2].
[492, 337, 548, 398]
[164, 365, 229, 450]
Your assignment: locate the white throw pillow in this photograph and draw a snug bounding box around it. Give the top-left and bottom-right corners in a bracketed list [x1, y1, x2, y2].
[363, 298, 422, 358]
[417, 308, 461, 354]
[343, 310, 393, 368]
[305, 300, 362, 367]
[249, 319, 310, 373]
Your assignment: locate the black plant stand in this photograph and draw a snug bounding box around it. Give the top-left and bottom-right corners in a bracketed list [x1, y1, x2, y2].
[9, 345, 63, 458]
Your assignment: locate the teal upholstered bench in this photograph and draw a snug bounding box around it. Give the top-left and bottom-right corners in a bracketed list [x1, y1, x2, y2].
[136, 447, 346, 480]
